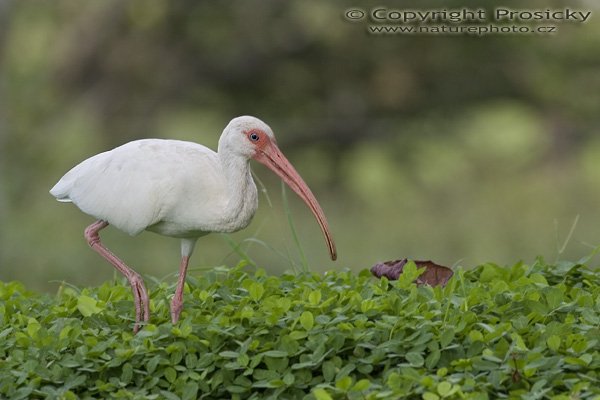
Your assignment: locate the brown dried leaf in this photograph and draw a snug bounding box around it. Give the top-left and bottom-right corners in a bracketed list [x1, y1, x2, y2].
[370, 258, 453, 287]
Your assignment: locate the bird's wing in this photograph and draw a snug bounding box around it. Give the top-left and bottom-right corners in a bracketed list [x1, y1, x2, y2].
[50, 139, 223, 235]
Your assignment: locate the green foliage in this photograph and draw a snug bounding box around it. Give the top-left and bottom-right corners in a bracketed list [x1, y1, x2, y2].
[2, 259, 600, 399]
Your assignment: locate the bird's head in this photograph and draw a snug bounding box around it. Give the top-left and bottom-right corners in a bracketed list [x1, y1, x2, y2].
[219, 116, 276, 159]
[219, 116, 337, 261]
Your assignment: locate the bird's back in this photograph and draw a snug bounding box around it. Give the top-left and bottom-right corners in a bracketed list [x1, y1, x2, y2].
[50, 139, 225, 236]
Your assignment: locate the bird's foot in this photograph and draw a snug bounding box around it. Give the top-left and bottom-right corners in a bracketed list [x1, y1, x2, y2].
[171, 297, 183, 324]
[129, 272, 150, 333]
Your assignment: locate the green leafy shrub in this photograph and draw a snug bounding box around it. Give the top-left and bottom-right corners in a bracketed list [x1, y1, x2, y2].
[1, 259, 600, 399]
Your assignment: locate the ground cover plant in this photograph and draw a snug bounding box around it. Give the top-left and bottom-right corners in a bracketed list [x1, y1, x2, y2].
[1, 257, 600, 399]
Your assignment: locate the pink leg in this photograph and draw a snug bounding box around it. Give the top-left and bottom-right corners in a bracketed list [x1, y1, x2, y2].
[171, 255, 190, 324]
[84, 220, 150, 333]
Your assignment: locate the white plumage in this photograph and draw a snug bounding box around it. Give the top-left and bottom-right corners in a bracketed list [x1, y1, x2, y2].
[50, 116, 336, 332]
[51, 139, 256, 237]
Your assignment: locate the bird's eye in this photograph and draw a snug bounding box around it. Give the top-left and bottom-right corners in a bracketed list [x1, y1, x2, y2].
[249, 132, 260, 142]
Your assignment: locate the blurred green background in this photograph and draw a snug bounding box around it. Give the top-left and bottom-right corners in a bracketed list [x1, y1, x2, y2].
[1, 0, 599, 291]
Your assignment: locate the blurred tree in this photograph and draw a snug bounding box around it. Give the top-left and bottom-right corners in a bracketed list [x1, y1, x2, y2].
[1, 0, 599, 290]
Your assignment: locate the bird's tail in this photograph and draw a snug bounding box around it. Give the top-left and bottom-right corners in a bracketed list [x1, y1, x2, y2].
[50, 179, 73, 202]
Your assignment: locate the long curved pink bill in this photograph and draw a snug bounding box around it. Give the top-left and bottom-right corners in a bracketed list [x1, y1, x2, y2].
[255, 142, 337, 261]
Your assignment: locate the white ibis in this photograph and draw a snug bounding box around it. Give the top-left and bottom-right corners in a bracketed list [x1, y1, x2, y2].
[50, 116, 337, 332]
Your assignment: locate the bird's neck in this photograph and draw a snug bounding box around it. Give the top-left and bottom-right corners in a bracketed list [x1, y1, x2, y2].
[219, 152, 253, 191]
[218, 152, 258, 229]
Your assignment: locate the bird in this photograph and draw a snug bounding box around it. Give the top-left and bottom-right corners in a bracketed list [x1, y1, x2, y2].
[50, 116, 337, 332]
